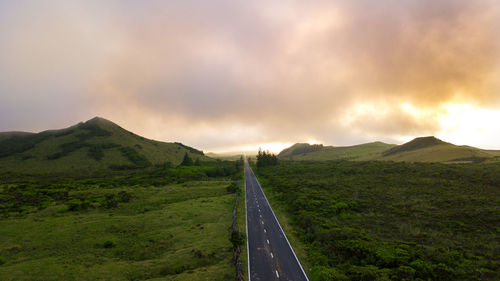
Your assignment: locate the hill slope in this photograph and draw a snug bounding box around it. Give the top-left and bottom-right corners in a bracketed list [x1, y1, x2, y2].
[380, 136, 497, 162]
[0, 117, 211, 173]
[278, 142, 396, 161]
[278, 136, 499, 163]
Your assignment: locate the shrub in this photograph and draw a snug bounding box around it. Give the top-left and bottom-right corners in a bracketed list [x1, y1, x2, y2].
[119, 147, 151, 168]
[396, 265, 416, 280]
[226, 182, 240, 194]
[103, 241, 116, 248]
[67, 199, 89, 211]
[432, 263, 455, 281]
[103, 194, 118, 209]
[347, 265, 383, 281]
[117, 191, 132, 202]
[311, 266, 348, 281]
[230, 230, 245, 246]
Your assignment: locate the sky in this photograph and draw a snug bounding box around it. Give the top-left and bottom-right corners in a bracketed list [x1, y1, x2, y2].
[1, 0, 499, 152]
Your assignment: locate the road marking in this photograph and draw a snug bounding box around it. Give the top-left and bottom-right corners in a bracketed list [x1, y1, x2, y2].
[261, 221, 264, 225]
[260, 214, 262, 218]
[264, 229, 266, 233]
[249, 165, 310, 281]
[270, 252, 273, 258]
[244, 165, 251, 281]
[267, 239, 270, 244]
[276, 270, 279, 278]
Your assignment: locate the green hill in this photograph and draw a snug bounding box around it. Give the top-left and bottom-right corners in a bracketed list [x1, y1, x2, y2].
[0, 117, 212, 173]
[382, 136, 447, 156]
[278, 136, 500, 163]
[278, 142, 396, 161]
[278, 143, 325, 158]
[380, 136, 497, 162]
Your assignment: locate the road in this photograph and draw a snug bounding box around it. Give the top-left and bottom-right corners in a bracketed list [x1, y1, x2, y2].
[245, 159, 309, 281]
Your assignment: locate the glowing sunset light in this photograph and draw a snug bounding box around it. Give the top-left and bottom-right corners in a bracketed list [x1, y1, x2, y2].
[436, 104, 500, 149]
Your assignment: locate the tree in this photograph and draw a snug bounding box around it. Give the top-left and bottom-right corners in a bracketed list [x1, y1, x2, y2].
[194, 157, 201, 166]
[181, 152, 193, 166]
[256, 148, 278, 168]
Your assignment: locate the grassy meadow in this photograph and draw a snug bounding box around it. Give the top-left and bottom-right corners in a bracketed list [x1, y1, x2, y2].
[256, 161, 500, 280]
[0, 162, 245, 280]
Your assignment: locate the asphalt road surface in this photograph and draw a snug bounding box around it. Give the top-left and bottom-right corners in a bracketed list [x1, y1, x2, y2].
[245, 160, 309, 281]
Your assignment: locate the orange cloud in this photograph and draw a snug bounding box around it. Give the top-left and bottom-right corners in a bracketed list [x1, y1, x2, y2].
[1, 0, 499, 150]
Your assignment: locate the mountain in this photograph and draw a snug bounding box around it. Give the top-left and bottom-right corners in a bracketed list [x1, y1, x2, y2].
[278, 137, 500, 163]
[278, 142, 396, 161]
[0, 117, 212, 173]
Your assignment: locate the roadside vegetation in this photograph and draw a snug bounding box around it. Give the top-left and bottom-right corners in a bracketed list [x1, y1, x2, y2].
[256, 161, 500, 280]
[0, 160, 245, 280]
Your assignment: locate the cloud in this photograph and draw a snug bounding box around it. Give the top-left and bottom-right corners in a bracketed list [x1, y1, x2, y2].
[0, 0, 499, 150]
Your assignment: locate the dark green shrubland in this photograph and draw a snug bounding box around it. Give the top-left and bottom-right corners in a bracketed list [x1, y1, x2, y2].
[257, 161, 500, 280]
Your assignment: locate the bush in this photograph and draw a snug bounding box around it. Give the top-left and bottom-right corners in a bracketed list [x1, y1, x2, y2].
[311, 266, 348, 281]
[396, 265, 416, 280]
[119, 147, 151, 168]
[230, 230, 245, 246]
[103, 241, 116, 248]
[0, 256, 6, 265]
[117, 191, 132, 202]
[67, 199, 89, 211]
[347, 265, 384, 281]
[433, 263, 455, 281]
[226, 182, 240, 194]
[103, 194, 118, 209]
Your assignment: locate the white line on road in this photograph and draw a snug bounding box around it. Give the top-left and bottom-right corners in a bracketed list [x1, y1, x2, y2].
[244, 167, 251, 281]
[252, 169, 310, 281]
[276, 270, 279, 278]
[264, 229, 266, 233]
[261, 221, 264, 225]
[267, 239, 270, 244]
[270, 252, 273, 258]
[260, 214, 262, 218]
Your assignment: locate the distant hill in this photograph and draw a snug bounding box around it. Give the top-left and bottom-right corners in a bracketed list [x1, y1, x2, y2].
[0, 117, 212, 173]
[379, 136, 499, 163]
[279, 137, 500, 163]
[205, 152, 245, 161]
[382, 136, 447, 156]
[278, 143, 324, 158]
[278, 142, 395, 161]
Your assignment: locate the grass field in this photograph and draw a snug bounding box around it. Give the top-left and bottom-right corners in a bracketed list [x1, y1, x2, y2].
[0, 181, 237, 280]
[256, 161, 500, 280]
[0, 156, 246, 281]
